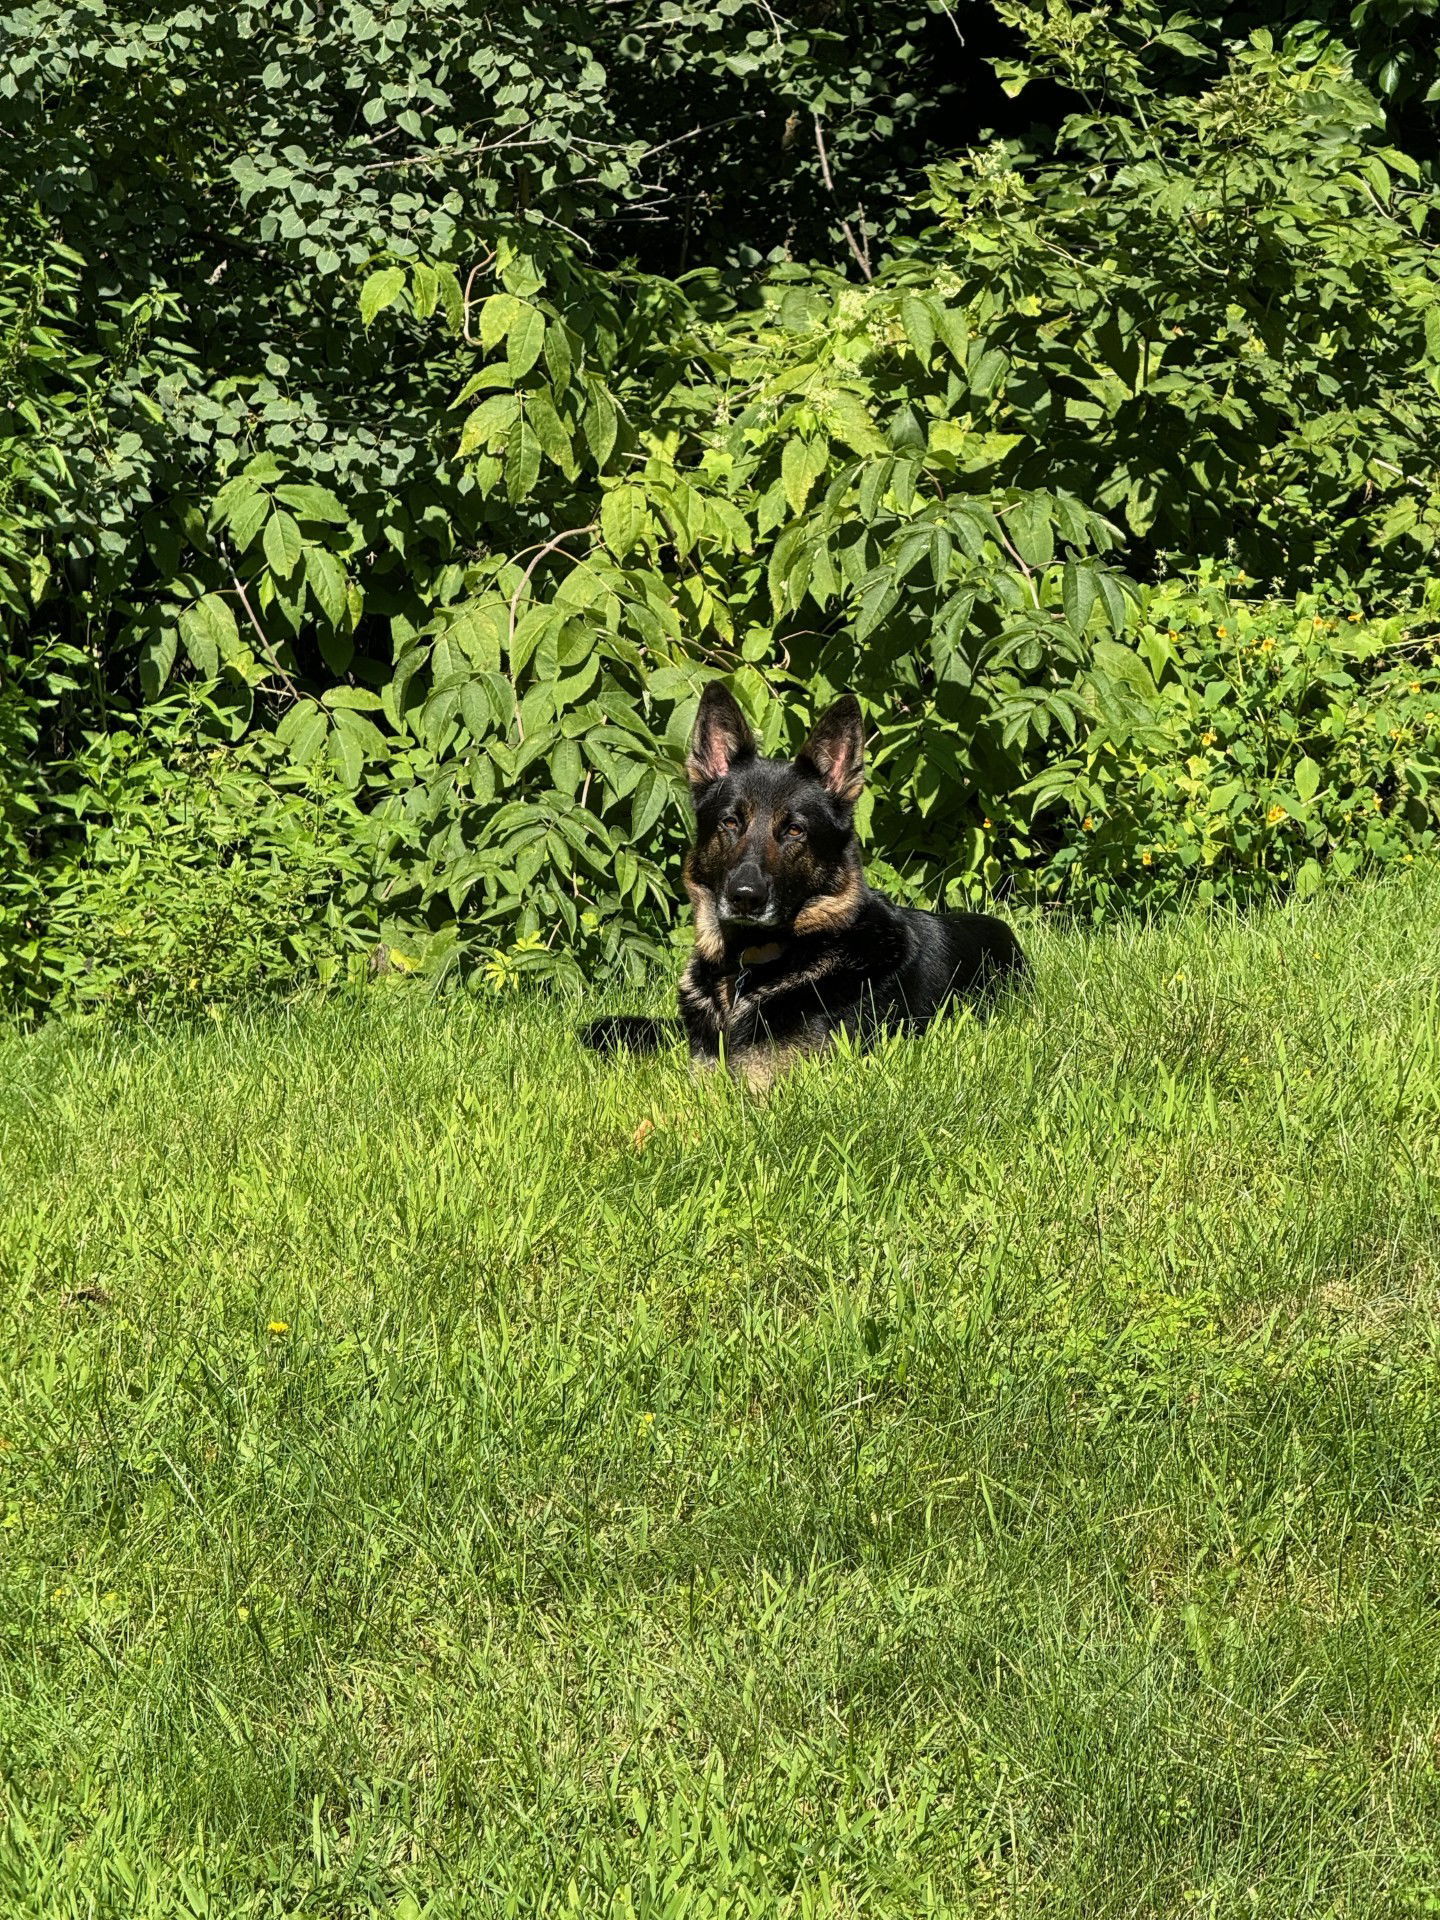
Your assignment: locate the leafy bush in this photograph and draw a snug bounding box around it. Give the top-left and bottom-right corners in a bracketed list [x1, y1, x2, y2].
[3, 2, 1440, 1011]
[1019, 572, 1440, 913]
[1, 692, 377, 1020]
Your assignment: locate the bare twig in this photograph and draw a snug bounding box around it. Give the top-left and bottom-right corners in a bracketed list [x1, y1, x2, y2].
[505, 523, 597, 741]
[359, 133, 550, 175]
[228, 565, 302, 699]
[813, 116, 873, 281]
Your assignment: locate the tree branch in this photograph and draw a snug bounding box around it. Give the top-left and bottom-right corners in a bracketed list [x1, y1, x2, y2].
[813, 116, 872, 281]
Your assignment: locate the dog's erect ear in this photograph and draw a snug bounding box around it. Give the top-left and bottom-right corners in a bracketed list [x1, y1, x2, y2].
[687, 682, 756, 791]
[796, 693, 865, 805]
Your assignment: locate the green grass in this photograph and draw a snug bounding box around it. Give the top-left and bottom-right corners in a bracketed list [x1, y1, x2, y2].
[4, 871, 1440, 1918]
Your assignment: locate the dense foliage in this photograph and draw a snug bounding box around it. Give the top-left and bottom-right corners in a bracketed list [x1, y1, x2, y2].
[2, 0, 1439, 1014]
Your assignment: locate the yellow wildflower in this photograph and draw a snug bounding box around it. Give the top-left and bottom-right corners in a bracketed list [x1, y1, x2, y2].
[267, 1320, 290, 1336]
[1141, 851, 1153, 866]
[1082, 816, 1094, 831]
[1266, 805, 1287, 825]
[1201, 730, 1217, 746]
[1258, 637, 1275, 654]
[1410, 682, 1422, 695]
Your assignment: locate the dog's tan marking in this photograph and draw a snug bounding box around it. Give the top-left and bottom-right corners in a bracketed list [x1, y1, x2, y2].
[682, 855, 724, 962]
[792, 864, 864, 937]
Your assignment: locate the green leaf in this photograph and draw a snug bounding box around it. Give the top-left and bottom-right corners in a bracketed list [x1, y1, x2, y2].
[507, 303, 547, 380]
[262, 510, 303, 579]
[329, 719, 365, 789]
[526, 387, 574, 473]
[228, 492, 270, 552]
[505, 420, 542, 502]
[1008, 497, 1055, 571]
[1062, 562, 1097, 634]
[359, 266, 407, 327]
[305, 546, 349, 625]
[459, 393, 521, 456]
[581, 380, 618, 469]
[780, 436, 827, 517]
[479, 292, 521, 352]
[1295, 756, 1321, 804]
[437, 267, 464, 334]
[274, 483, 349, 525]
[139, 626, 178, 699]
[600, 485, 647, 557]
[275, 701, 328, 766]
[630, 767, 669, 839]
[178, 593, 239, 676]
[900, 294, 936, 361]
[410, 262, 440, 322]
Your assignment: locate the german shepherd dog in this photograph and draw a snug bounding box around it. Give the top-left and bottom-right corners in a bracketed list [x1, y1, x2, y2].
[582, 684, 1026, 1088]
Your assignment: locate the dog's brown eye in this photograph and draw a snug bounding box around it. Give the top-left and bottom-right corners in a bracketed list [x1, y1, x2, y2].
[720, 814, 741, 834]
[780, 821, 805, 843]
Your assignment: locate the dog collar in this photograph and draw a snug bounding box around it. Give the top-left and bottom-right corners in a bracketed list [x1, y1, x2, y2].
[732, 938, 787, 1006]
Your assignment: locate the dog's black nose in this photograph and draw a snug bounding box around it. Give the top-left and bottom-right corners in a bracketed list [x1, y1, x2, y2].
[724, 874, 768, 917]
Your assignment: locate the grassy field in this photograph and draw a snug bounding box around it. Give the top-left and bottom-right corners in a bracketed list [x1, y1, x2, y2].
[4, 871, 1440, 1917]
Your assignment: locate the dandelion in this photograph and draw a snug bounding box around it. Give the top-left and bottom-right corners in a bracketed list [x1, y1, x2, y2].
[1266, 805, 1287, 825]
[267, 1320, 290, 1336]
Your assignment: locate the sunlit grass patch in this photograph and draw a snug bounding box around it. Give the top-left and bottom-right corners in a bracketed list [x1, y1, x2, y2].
[3, 869, 1440, 1916]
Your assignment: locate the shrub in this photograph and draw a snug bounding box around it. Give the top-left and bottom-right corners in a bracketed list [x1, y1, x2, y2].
[1, 691, 378, 1020]
[1019, 573, 1440, 914]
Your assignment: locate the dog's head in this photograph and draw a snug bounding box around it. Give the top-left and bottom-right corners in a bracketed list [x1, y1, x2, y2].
[682, 683, 866, 958]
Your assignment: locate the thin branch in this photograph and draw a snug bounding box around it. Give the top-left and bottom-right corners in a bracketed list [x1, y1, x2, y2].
[358, 133, 552, 175]
[505, 523, 597, 741]
[227, 565, 302, 700]
[813, 116, 873, 281]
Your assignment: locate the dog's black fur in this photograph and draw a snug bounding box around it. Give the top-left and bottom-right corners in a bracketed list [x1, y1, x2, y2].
[582, 684, 1026, 1086]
